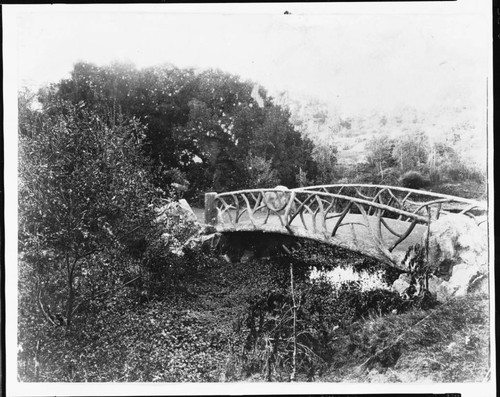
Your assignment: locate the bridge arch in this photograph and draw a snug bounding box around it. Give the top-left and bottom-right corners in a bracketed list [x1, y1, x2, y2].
[204, 184, 487, 269]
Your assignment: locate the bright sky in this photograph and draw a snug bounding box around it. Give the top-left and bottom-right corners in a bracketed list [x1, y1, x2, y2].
[9, 2, 491, 115]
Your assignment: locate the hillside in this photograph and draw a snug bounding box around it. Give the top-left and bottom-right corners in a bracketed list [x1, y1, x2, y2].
[275, 91, 487, 172]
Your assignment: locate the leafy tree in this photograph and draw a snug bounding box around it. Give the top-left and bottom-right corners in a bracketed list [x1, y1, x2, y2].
[365, 135, 397, 183]
[48, 62, 317, 195]
[392, 130, 429, 173]
[312, 141, 338, 185]
[18, 94, 158, 328]
[246, 155, 280, 188]
[171, 70, 266, 192]
[254, 106, 316, 187]
[50, 62, 198, 191]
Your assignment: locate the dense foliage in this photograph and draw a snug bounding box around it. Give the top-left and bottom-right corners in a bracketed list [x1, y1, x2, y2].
[19, 95, 158, 325]
[18, 90, 203, 380]
[42, 62, 317, 199]
[17, 244, 488, 383]
[400, 171, 430, 189]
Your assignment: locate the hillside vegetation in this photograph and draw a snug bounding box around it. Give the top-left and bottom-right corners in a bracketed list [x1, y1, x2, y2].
[276, 92, 487, 199]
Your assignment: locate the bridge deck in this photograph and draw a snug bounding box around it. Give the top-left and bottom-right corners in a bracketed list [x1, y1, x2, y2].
[202, 185, 486, 269]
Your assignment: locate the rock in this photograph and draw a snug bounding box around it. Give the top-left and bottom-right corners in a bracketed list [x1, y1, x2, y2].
[177, 199, 198, 222]
[392, 273, 411, 295]
[392, 272, 422, 299]
[427, 274, 444, 298]
[467, 274, 489, 295]
[184, 232, 222, 252]
[200, 224, 217, 235]
[428, 274, 458, 302]
[422, 214, 488, 300]
[447, 264, 482, 297]
[427, 214, 488, 271]
[156, 199, 199, 224]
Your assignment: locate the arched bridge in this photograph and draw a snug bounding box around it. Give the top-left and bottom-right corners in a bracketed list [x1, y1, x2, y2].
[204, 184, 487, 269]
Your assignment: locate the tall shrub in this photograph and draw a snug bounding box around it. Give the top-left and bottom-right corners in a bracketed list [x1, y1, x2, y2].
[18, 95, 158, 329]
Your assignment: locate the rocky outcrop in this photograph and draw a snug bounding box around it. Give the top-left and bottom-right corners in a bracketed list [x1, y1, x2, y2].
[427, 214, 488, 275]
[393, 214, 489, 301]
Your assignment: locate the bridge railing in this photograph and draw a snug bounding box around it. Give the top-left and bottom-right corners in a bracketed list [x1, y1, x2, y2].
[298, 184, 487, 222]
[204, 185, 487, 266]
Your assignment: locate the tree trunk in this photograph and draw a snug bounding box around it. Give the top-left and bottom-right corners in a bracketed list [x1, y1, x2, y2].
[379, 162, 384, 182]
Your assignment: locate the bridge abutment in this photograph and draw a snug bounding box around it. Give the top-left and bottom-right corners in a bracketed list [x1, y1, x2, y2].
[205, 192, 218, 225]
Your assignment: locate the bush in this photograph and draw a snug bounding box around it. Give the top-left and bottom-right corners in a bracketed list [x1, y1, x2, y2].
[447, 167, 465, 182]
[18, 97, 160, 330]
[428, 181, 486, 200]
[445, 165, 485, 184]
[237, 274, 412, 381]
[400, 171, 430, 189]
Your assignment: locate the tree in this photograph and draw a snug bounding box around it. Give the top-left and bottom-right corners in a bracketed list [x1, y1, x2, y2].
[254, 106, 317, 187]
[246, 155, 280, 188]
[392, 130, 429, 173]
[171, 70, 266, 192]
[19, 94, 158, 328]
[52, 62, 196, 191]
[48, 62, 318, 195]
[365, 135, 397, 183]
[312, 141, 338, 185]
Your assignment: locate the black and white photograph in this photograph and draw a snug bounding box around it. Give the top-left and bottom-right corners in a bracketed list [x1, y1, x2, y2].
[3, 2, 495, 396]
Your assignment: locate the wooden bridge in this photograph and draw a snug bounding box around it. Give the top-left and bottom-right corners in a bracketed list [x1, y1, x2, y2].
[204, 184, 487, 269]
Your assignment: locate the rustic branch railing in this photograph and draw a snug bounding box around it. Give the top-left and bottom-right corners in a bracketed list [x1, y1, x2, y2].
[298, 184, 486, 221]
[204, 185, 487, 267]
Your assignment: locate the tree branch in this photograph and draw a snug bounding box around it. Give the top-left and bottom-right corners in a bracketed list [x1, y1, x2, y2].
[71, 276, 141, 317]
[36, 288, 57, 327]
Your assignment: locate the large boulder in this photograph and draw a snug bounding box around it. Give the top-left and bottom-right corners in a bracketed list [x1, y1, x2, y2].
[155, 199, 199, 224]
[392, 273, 411, 296]
[154, 199, 202, 256]
[424, 214, 488, 300]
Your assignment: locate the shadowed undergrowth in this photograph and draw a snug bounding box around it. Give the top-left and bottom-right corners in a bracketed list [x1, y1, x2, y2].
[18, 245, 490, 383]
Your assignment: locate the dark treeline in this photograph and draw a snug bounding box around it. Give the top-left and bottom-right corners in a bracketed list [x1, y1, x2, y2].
[26, 62, 318, 201]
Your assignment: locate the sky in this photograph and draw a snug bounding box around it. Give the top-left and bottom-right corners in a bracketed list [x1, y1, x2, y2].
[9, 2, 491, 115]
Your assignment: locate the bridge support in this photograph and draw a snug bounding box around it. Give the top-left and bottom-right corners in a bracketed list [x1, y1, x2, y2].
[205, 192, 218, 225]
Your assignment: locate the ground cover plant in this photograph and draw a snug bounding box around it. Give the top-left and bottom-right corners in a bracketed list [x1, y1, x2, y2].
[17, 240, 490, 382]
